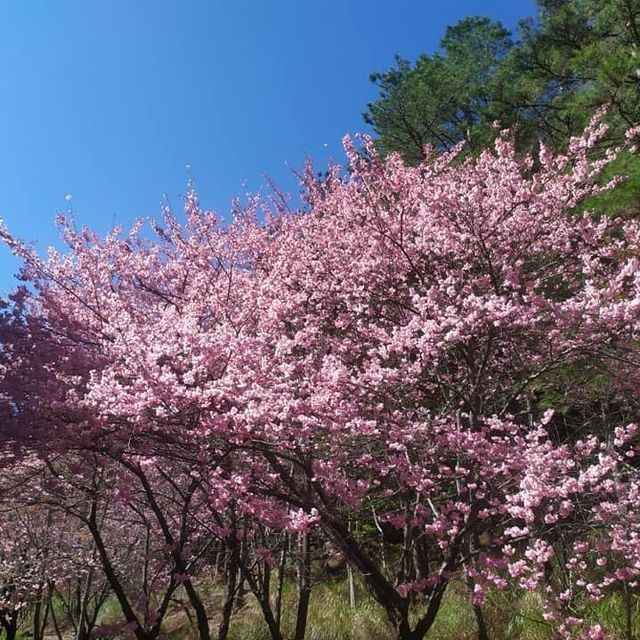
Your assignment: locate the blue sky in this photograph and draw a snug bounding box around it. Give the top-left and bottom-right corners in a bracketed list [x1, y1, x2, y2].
[0, 0, 536, 293]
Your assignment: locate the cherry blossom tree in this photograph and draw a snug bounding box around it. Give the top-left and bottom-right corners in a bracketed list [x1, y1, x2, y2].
[1, 113, 640, 639]
[237, 116, 640, 638]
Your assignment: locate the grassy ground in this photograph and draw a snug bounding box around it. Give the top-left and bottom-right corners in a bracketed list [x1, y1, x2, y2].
[5, 579, 639, 640]
[225, 579, 640, 640]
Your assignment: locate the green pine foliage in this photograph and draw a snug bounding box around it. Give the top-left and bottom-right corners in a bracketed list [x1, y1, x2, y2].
[365, 0, 640, 214]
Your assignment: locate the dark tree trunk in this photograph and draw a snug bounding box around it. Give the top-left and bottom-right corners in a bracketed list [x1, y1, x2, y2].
[464, 556, 489, 640]
[87, 500, 163, 640]
[473, 604, 489, 640]
[264, 452, 451, 640]
[236, 558, 284, 640]
[293, 531, 311, 640]
[129, 465, 212, 640]
[75, 569, 93, 640]
[48, 582, 65, 640]
[32, 583, 44, 640]
[181, 579, 211, 640]
[217, 538, 240, 640]
[275, 533, 288, 629]
[234, 525, 249, 612]
[2, 614, 18, 640]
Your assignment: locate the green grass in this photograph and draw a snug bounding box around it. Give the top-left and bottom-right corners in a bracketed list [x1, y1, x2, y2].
[228, 580, 390, 640]
[421, 587, 477, 640]
[586, 592, 640, 639]
[0, 632, 30, 640]
[7, 578, 639, 640]
[226, 579, 640, 640]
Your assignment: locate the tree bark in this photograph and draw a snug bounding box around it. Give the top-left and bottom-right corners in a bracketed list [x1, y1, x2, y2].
[2, 614, 18, 640]
[87, 500, 154, 640]
[275, 533, 288, 629]
[293, 531, 311, 640]
[128, 463, 211, 640]
[217, 537, 239, 640]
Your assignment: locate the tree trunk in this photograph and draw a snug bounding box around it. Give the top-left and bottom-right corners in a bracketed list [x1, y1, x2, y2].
[236, 559, 284, 640]
[129, 466, 211, 640]
[181, 579, 211, 640]
[234, 526, 248, 613]
[393, 582, 448, 640]
[348, 519, 356, 607]
[293, 531, 311, 640]
[75, 567, 94, 640]
[264, 453, 449, 640]
[464, 558, 489, 640]
[32, 585, 43, 640]
[37, 587, 51, 640]
[275, 533, 288, 629]
[48, 582, 65, 640]
[87, 500, 158, 640]
[348, 563, 356, 608]
[217, 540, 239, 640]
[473, 604, 489, 640]
[2, 615, 18, 640]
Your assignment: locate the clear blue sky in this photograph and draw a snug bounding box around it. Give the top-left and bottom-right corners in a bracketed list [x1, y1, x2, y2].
[0, 0, 536, 293]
